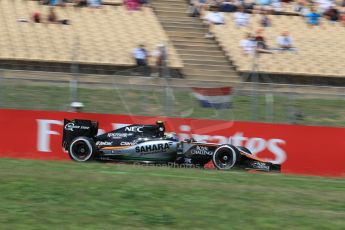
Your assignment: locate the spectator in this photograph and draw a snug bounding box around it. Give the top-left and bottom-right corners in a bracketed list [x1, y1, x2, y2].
[271, 0, 283, 14]
[341, 13, 345, 26]
[151, 43, 168, 77]
[220, 0, 237, 12]
[324, 6, 339, 22]
[87, 0, 102, 8]
[259, 12, 271, 27]
[316, 0, 332, 13]
[74, 0, 88, 7]
[188, 1, 201, 17]
[41, 0, 66, 6]
[48, 7, 57, 23]
[133, 44, 148, 66]
[125, 0, 140, 11]
[32, 12, 41, 23]
[207, 0, 221, 8]
[277, 31, 295, 50]
[254, 0, 273, 13]
[139, 0, 150, 7]
[47, 7, 70, 25]
[254, 28, 272, 53]
[190, 0, 209, 16]
[204, 6, 225, 38]
[256, 0, 272, 6]
[294, 0, 304, 12]
[240, 33, 256, 55]
[234, 7, 250, 27]
[305, 7, 321, 26]
[294, 1, 310, 15]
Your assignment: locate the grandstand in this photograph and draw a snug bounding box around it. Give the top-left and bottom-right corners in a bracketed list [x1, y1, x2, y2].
[193, 0, 345, 84]
[0, 0, 182, 74]
[212, 13, 345, 82]
[0, 0, 344, 85]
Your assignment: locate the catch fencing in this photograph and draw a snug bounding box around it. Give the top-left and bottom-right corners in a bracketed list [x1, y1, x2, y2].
[1, 69, 345, 127]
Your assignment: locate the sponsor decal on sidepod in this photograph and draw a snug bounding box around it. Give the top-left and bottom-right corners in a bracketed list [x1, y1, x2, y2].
[107, 133, 132, 138]
[96, 141, 112, 146]
[135, 143, 171, 153]
[120, 141, 137, 146]
[191, 146, 213, 156]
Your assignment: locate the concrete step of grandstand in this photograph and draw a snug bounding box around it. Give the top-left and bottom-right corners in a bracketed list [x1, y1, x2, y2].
[174, 43, 221, 50]
[171, 38, 215, 44]
[152, 1, 187, 7]
[154, 10, 189, 17]
[163, 26, 206, 33]
[183, 67, 236, 76]
[176, 49, 225, 56]
[184, 64, 235, 72]
[180, 54, 227, 62]
[159, 17, 201, 23]
[152, 0, 240, 83]
[169, 34, 214, 40]
[161, 22, 206, 29]
[166, 31, 206, 37]
[182, 59, 229, 65]
[152, 5, 188, 11]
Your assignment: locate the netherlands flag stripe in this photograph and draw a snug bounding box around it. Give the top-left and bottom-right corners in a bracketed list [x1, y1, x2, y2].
[192, 87, 232, 109]
[192, 87, 232, 96]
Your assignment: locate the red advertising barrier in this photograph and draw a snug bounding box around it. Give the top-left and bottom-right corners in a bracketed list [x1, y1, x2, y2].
[1, 109, 345, 177]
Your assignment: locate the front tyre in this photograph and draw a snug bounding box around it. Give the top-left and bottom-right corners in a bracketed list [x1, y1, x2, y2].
[68, 137, 96, 162]
[212, 145, 239, 170]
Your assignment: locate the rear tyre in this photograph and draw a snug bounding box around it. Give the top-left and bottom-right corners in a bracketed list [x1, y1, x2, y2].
[212, 145, 239, 170]
[68, 137, 96, 162]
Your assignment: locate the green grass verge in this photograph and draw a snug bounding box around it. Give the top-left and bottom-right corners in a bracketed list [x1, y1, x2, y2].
[0, 158, 344, 230]
[2, 83, 345, 126]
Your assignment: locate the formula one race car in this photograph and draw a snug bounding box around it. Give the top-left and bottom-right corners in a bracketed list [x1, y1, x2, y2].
[62, 119, 280, 172]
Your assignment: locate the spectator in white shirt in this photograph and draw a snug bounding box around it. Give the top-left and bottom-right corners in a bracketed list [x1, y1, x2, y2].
[277, 31, 295, 51]
[234, 7, 250, 27]
[316, 0, 332, 13]
[204, 6, 225, 38]
[151, 43, 168, 77]
[132, 44, 150, 75]
[240, 33, 256, 55]
[133, 44, 148, 65]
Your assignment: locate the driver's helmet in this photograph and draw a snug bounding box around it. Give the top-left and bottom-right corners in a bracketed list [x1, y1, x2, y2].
[156, 120, 165, 137]
[164, 132, 179, 142]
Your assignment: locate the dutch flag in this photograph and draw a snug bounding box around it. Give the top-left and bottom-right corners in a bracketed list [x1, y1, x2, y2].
[192, 87, 232, 109]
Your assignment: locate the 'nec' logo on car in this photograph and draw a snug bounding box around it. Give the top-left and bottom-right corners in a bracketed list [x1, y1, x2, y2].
[125, 126, 143, 132]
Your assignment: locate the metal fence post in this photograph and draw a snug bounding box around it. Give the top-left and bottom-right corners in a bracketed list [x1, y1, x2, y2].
[0, 69, 3, 108]
[265, 92, 274, 122]
[287, 90, 296, 124]
[162, 44, 172, 117]
[70, 36, 80, 106]
[251, 52, 260, 121]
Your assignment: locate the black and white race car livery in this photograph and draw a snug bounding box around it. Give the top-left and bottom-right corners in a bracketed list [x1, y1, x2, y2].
[62, 119, 280, 172]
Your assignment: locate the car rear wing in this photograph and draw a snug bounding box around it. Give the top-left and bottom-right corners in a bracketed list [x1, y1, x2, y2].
[62, 119, 98, 150]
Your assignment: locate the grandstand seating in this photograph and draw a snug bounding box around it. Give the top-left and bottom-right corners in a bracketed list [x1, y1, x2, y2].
[212, 13, 345, 77]
[103, 0, 123, 5]
[0, 0, 183, 69]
